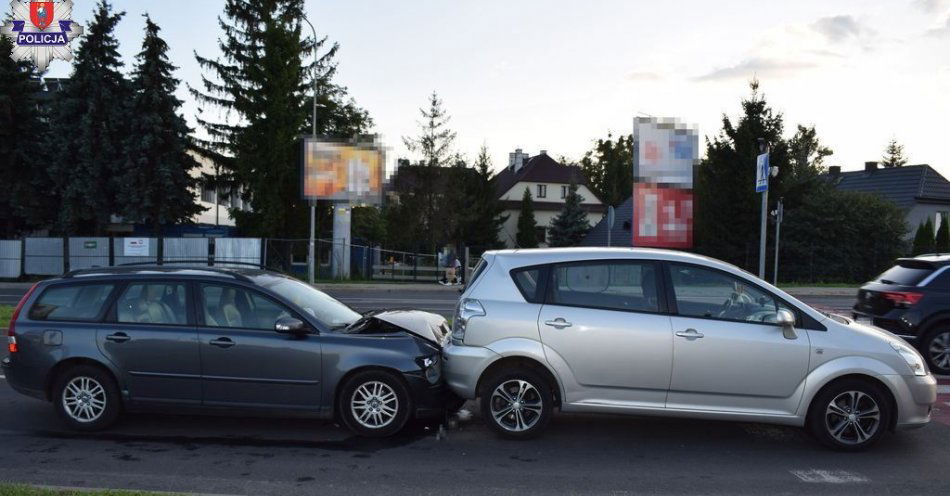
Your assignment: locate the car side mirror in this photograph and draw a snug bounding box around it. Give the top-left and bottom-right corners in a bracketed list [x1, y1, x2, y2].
[275, 317, 307, 335]
[776, 309, 797, 339]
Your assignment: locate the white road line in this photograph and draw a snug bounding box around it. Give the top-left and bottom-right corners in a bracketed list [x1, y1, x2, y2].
[0, 375, 5, 380]
[937, 385, 950, 394]
[791, 470, 869, 483]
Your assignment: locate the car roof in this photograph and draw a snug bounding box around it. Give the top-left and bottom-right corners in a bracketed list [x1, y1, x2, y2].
[897, 254, 950, 267]
[55, 265, 281, 284]
[483, 247, 733, 268]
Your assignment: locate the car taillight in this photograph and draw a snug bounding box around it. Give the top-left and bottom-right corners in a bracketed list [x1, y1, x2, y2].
[882, 291, 923, 307]
[8, 282, 39, 353]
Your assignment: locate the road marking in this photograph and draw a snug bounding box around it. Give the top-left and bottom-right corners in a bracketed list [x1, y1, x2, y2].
[939, 385, 950, 394]
[791, 470, 868, 483]
[0, 375, 5, 379]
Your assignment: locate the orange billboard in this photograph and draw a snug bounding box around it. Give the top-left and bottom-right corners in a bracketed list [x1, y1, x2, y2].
[301, 139, 383, 203]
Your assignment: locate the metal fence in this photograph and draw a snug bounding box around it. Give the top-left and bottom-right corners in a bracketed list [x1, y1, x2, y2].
[1, 236, 474, 283]
[0, 240, 21, 278]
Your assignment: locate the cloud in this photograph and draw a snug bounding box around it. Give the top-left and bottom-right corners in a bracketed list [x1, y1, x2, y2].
[915, 0, 950, 13]
[693, 57, 818, 82]
[626, 71, 662, 81]
[927, 15, 950, 36]
[812, 15, 863, 42]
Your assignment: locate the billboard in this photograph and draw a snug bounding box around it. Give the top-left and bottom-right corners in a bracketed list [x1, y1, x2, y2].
[301, 138, 383, 204]
[632, 117, 698, 248]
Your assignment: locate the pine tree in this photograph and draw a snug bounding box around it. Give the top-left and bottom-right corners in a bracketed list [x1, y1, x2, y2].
[0, 36, 54, 235]
[881, 139, 907, 168]
[936, 215, 950, 254]
[48, 0, 130, 235]
[912, 218, 935, 256]
[516, 187, 539, 248]
[464, 146, 507, 251]
[117, 15, 203, 236]
[192, 0, 371, 238]
[402, 91, 457, 167]
[548, 181, 591, 247]
[579, 133, 633, 207]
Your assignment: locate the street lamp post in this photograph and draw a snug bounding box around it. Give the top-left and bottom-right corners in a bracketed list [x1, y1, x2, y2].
[757, 138, 770, 280]
[303, 17, 318, 284]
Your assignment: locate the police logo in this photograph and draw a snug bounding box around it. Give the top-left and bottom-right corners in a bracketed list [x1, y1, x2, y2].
[1, 1, 83, 71]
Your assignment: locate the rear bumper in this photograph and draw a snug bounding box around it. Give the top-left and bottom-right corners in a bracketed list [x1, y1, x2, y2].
[880, 373, 937, 430]
[442, 342, 499, 399]
[1, 357, 46, 401]
[851, 311, 920, 344]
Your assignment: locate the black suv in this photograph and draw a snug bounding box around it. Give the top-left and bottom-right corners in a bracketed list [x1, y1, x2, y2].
[3, 265, 452, 436]
[853, 255, 950, 374]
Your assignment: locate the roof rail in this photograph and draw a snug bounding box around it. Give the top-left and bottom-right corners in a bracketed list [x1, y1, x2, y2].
[115, 260, 266, 268]
[62, 261, 268, 282]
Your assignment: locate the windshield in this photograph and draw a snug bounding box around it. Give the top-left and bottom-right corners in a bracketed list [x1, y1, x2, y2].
[256, 276, 361, 329]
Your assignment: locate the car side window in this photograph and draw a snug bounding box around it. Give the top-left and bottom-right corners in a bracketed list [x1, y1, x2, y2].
[28, 284, 115, 322]
[669, 264, 791, 324]
[200, 284, 293, 331]
[116, 282, 188, 325]
[549, 261, 659, 313]
[511, 266, 545, 303]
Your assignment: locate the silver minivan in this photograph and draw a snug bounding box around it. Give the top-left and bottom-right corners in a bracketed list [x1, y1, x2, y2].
[443, 248, 937, 450]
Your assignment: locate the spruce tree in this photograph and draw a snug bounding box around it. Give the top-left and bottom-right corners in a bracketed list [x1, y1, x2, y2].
[548, 181, 591, 247]
[516, 187, 539, 248]
[0, 36, 54, 235]
[912, 218, 935, 256]
[192, 0, 371, 238]
[402, 91, 457, 167]
[117, 15, 203, 236]
[881, 139, 907, 168]
[465, 146, 507, 250]
[936, 215, 950, 254]
[49, 0, 130, 235]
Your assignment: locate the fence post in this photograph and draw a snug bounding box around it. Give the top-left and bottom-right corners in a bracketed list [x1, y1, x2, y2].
[19, 237, 25, 278]
[62, 236, 69, 274]
[208, 237, 215, 266]
[260, 238, 267, 268]
[157, 236, 164, 266]
[413, 254, 418, 281]
[464, 246, 470, 284]
[108, 236, 115, 267]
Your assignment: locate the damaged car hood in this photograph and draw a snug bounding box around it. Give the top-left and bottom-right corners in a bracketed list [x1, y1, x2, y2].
[351, 310, 449, 346]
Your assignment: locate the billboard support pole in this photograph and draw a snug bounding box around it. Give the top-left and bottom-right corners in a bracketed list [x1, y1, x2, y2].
[759, 189, 768, 279]
[303, 16, 318, 284]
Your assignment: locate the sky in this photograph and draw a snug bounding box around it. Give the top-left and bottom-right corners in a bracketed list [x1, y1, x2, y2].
[29, 0, 950, 177]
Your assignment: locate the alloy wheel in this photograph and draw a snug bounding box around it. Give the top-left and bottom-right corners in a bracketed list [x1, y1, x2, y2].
[61, 376, 107, 423]
[824, 390, 881, 446]
[929, 332, 950, 370]
[490, 379, 543, 432]
[350, 381, 399, 429]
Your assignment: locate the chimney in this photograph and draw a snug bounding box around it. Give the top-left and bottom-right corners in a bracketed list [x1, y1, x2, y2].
[508, 148, 529, 173]
[539, 149, 547, 156]
[865, 161, 878, 172]
[829, 165, 841, 177]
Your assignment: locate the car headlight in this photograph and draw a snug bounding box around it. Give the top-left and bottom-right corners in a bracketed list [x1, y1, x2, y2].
[890, 341, 928, 376]
[451, 298, 485, 344]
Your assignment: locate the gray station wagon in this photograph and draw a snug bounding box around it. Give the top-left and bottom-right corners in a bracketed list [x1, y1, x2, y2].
[3, 265, 452, 437]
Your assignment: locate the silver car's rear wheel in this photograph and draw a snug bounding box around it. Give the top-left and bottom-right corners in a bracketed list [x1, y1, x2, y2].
[62, 376, 108, 423]
[490, 380, 544, 432]
[824, 390, 881, 446]
[480, 368, 554, 439]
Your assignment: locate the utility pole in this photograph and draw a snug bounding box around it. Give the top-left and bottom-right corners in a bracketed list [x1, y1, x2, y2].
[303, 17, 318, 284]
[773, 198, 783, 285]
[756, 138, 772, 280]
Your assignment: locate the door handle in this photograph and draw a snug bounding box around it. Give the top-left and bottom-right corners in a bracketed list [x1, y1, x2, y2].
[544, 318, 573, 329]
[209, 337, 235, 348]
[675, 328, 704, 340]
[105, 332, 130, 343]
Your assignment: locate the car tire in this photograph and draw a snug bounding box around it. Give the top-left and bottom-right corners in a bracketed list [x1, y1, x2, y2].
[338, 370, 412, 438]
[52, 364, 121, 431]
[921, 328, 950, 375]
[806, 378, 891, 452]
[480, 368, 554, 440]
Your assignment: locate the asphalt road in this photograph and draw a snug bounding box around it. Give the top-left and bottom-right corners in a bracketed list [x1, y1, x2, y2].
[0, 378, 948, 495]
[0, 287, 856, 318]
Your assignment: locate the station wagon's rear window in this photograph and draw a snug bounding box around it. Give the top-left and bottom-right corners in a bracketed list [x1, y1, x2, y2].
[28, 284, 114, 322]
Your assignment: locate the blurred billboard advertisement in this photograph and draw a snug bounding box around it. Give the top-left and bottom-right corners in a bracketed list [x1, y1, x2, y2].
[632, 117, 698, 248]
[301, 138, 383, 204]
